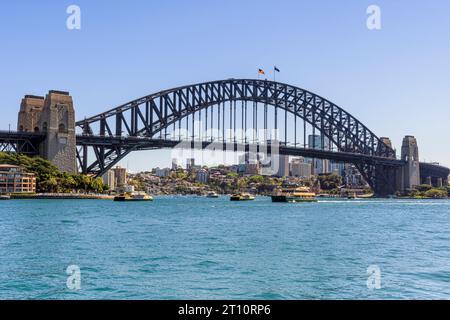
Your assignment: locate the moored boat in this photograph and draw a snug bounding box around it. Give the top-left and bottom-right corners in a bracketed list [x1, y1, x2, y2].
[272, 185, 317, 203]
[0, 195, 11, 200]
[230, 193, 255, 201]
[114, 191, 153, 202]
[206, 191, 219, 198]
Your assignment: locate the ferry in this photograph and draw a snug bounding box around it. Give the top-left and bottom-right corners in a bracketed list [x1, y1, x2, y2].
[113, 191, 153, 202]
[206, 191, 219, 198]
[271, 185, 317, 203]
[230, 193, 255, 201]
[0, 195, 10, 200]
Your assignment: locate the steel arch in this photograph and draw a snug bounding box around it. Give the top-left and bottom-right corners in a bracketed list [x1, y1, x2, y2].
[77, 78, 395, 157]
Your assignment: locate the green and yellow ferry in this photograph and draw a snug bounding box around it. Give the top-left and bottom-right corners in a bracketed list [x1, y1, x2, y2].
[272, 185, 317, 203]
[114, 191, 154, 202]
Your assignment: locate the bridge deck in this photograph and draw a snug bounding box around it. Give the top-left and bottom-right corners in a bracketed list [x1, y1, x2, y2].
[76, 135, 405, 167]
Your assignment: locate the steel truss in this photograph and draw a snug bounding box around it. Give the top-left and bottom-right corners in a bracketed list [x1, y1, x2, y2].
[75, 79, 401, 194]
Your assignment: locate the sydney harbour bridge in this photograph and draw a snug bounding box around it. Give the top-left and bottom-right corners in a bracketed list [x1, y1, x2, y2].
[1, 79, 448, 196]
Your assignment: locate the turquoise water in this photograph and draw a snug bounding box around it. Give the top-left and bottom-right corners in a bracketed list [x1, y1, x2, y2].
[1, 197, 450, 300]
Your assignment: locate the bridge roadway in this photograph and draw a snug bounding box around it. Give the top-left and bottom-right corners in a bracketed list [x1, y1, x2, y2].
[76, 134, 405, 167]
[1, 131, 448, 189]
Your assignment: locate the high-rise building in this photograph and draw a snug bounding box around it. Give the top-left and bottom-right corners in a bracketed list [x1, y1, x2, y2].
[290, 157, 312, 178]
[330, 162, 345, 176]
[186, 158, 196, 170]
[307, 134, 331, 175]
[113, 166, 127, 187]
[275, 154, 290, 177]
[171, 158, 178, 170]
[102, 170, 115, 191]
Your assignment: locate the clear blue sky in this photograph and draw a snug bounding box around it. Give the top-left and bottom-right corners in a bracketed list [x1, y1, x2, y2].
[0, 0, 449, 171]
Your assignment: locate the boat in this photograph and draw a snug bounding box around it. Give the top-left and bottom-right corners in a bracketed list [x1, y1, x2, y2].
[356, 193, 374, 199]
[0, 195, 11, 200]
[206, 191, 219, 198]
[271, 185, 317, 203]
[347, 193, 357, 199]
[114, 191, 153, 202]
[230, 193, 255, 201]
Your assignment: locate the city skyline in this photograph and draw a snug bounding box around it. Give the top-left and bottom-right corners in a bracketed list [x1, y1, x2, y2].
[1, 1, 449, 171]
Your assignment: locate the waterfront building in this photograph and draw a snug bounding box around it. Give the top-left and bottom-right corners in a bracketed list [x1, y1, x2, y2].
[196, 169, 209, 184]
[290, 157, 312, 178]
[102, 170, 116, 190]
[113, 166, 127, 187]
[0, 164, 36, 194]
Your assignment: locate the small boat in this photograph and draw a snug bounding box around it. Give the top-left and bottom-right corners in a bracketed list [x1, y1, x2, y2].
[272, 185, 317, 203]
[206, 191, 219, 198]
[0, 195, 11, 200]
[347, 193, 357, 199]
[230, 193, 255, 201]
[114, 191, 153, 202]
[356, 193, 374, 199]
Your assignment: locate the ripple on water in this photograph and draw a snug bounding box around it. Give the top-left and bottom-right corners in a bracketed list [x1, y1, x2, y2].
[1, 197, 450, 299]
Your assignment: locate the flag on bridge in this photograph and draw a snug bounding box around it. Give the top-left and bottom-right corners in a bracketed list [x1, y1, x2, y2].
[274, 66, 280, 73]
[258, 69, 265, 75]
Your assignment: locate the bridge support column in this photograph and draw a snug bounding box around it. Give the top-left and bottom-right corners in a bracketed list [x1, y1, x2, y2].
[18, 91, 77, 174]
[436, 178, 443, 188]
[399, 136, 420, 192]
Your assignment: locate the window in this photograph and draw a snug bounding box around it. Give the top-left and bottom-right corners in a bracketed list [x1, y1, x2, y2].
[59, 123, 66, 133]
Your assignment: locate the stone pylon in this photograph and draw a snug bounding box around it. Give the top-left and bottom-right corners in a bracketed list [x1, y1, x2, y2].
[400, 136, 420, 190]
[18, 90, 77, 174]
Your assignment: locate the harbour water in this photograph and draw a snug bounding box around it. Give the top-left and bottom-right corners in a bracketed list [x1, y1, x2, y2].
[1, 197, 450, 300]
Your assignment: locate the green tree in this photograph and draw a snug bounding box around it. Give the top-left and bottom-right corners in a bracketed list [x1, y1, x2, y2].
[415, 184, 433, 192]
[318, 174, 342, 191]
[249, 175, 264, 184]
[424, 189, 447, 199]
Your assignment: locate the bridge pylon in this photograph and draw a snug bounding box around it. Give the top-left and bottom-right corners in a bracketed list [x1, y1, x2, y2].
[396, 135, 421, 193]
[18, 91, 77, 173]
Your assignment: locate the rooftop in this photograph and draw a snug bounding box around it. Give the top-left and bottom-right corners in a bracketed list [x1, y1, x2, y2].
[0, 164, 21, 168]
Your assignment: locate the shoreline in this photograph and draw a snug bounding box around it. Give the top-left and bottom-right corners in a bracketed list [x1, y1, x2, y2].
[1, 193, 448, 201]
[8, 193, 114, 200]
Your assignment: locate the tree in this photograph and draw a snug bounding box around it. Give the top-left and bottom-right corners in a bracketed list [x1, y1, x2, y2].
[227, 172, 238, 179]
[249, 175, 264, 184]
[424, 189, 447, 199]
[415, 184, 433, 192]
[318, 174, 342, 191]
